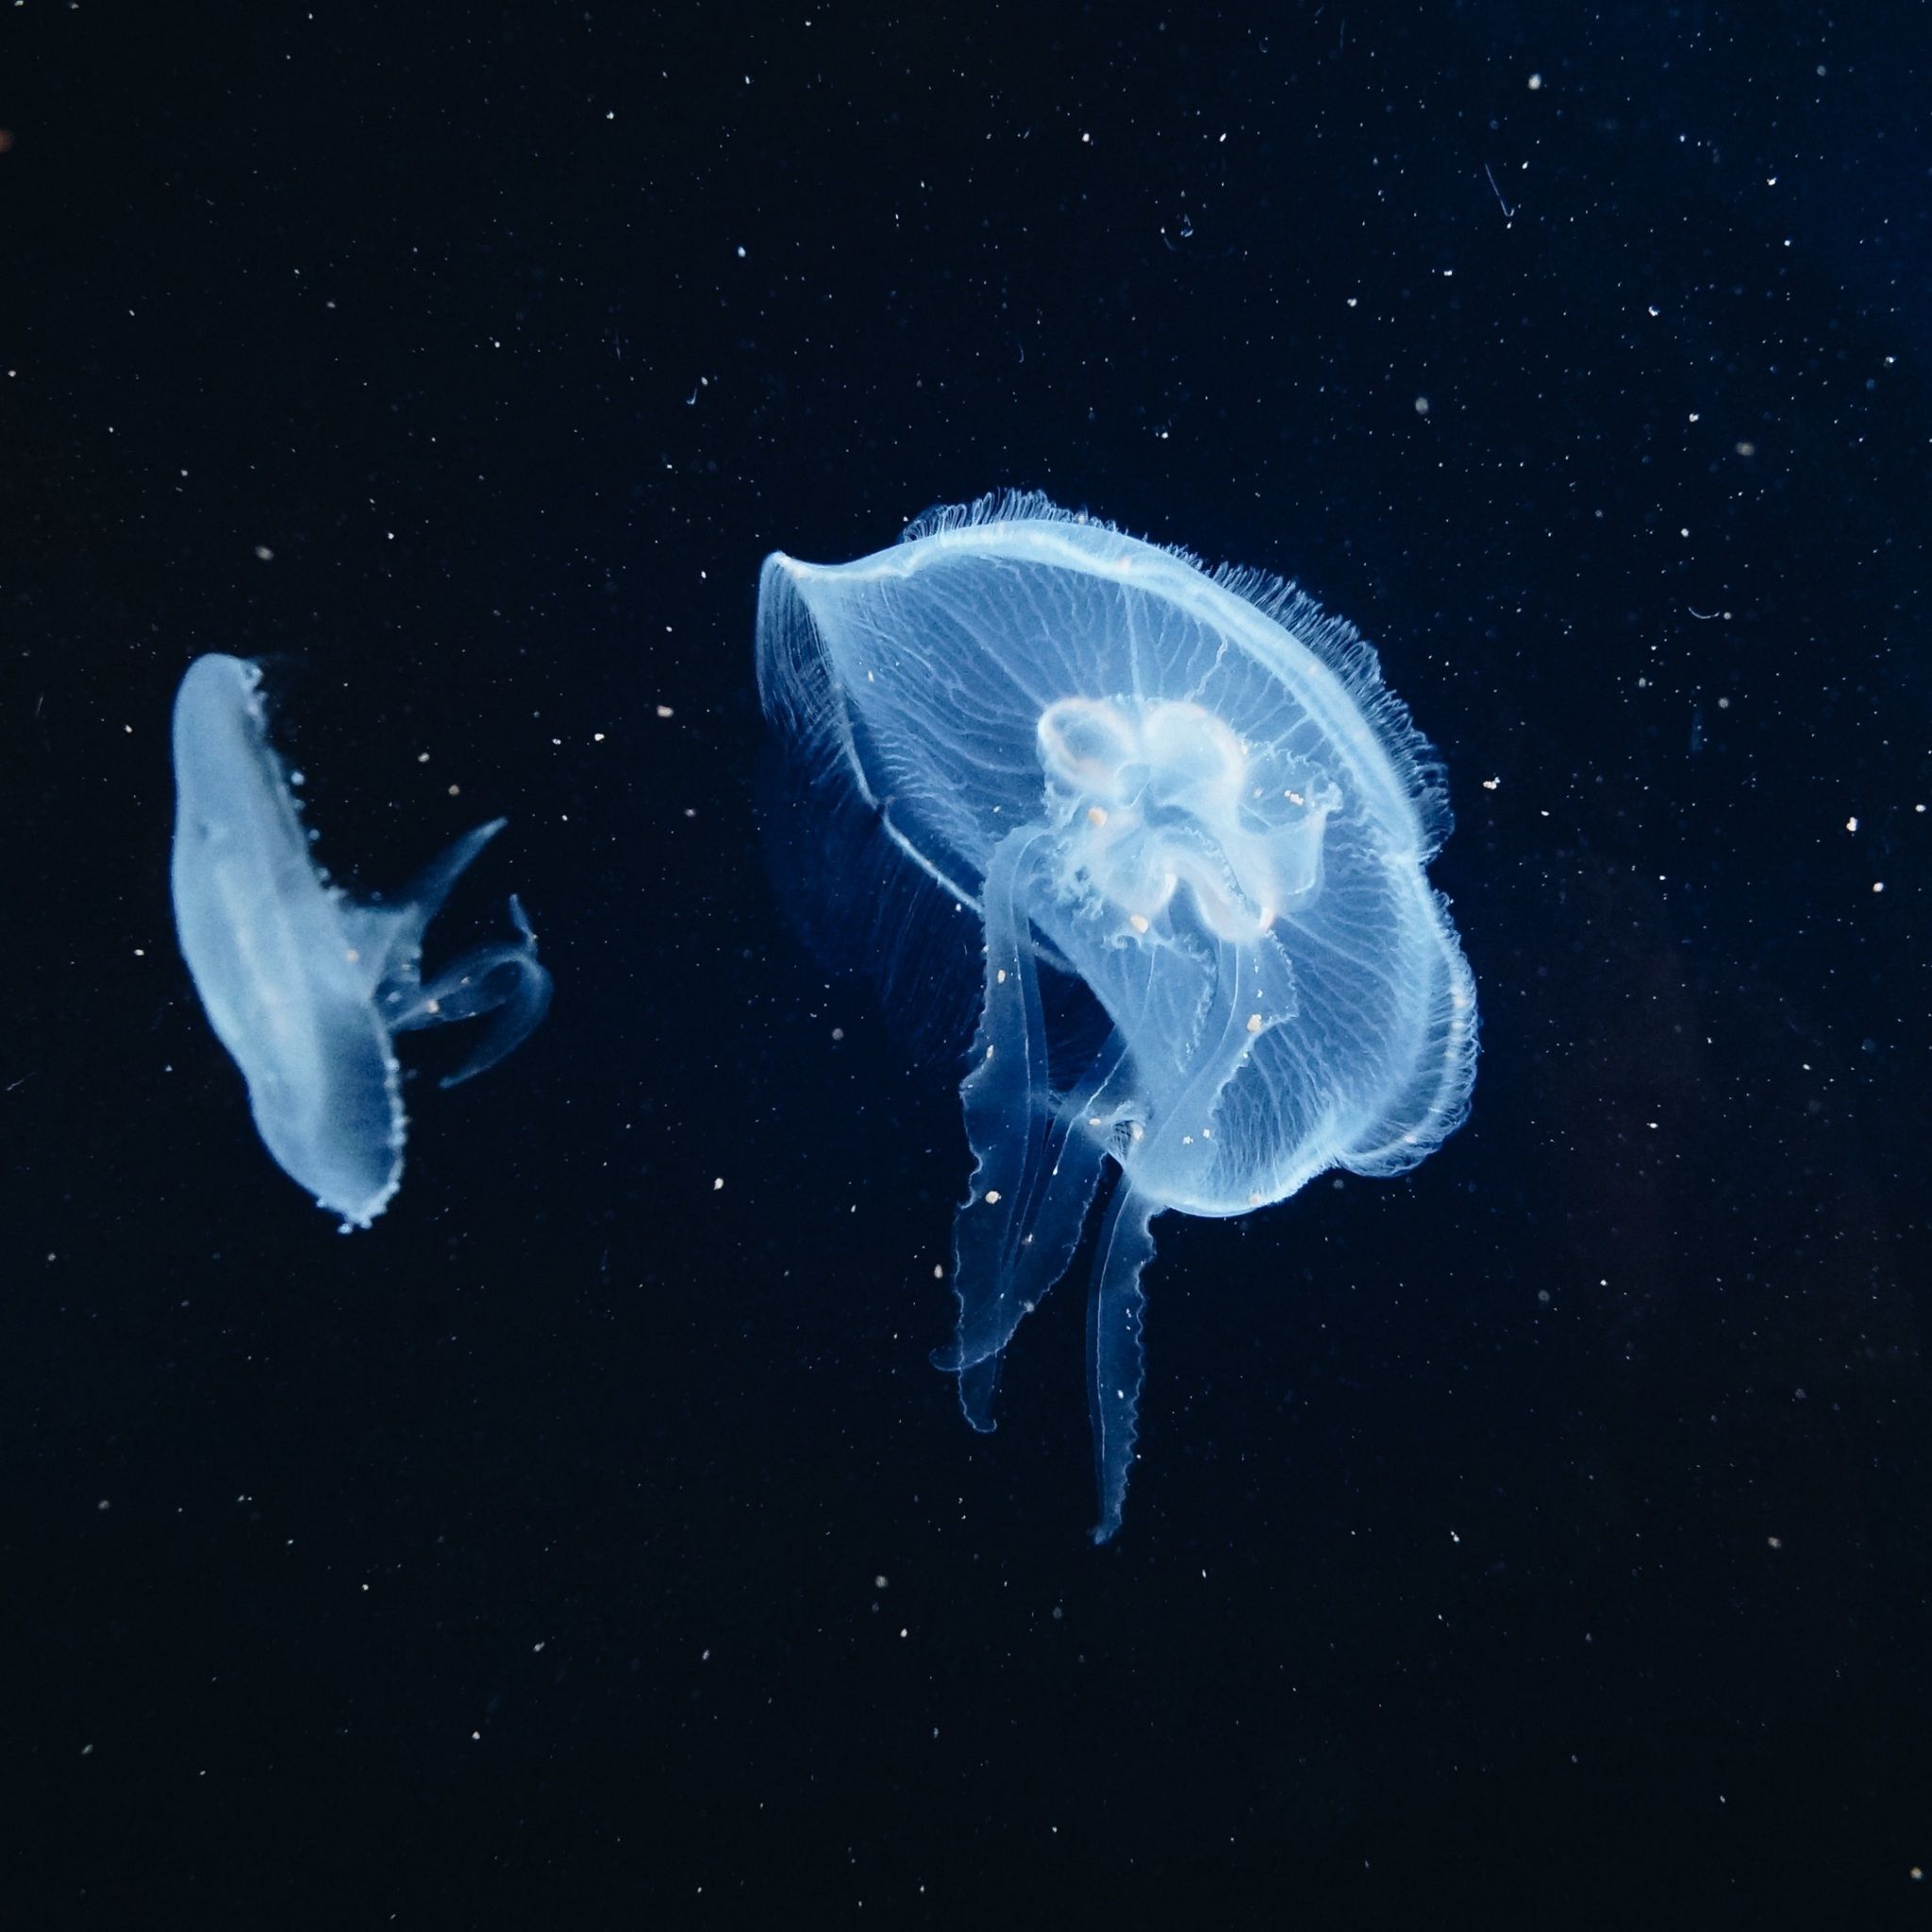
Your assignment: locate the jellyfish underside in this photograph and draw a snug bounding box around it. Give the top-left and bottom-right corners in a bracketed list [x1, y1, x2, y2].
[936, 693, 1332, 1541]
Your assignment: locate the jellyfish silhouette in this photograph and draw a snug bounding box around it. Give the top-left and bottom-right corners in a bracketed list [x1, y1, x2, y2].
[171, 653, 552, 1227]
[757, 493, 1476, 1540]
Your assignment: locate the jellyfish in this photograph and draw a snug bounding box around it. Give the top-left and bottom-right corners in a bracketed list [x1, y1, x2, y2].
[170, 653, 552, 1227]
[756, 492, 1476, 1540]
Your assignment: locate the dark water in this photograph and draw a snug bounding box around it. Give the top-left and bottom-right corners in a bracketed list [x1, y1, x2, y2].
[6, 3, 1928, 1924]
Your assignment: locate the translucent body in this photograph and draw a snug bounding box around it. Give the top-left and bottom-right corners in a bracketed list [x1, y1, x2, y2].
[758, 493, 1477, 1541]
[170, 654, 552, 1226]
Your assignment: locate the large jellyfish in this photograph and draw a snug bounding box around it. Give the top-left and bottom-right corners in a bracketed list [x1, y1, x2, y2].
[756, 492, 1476, 1540]
[170, 653, 552, 1227]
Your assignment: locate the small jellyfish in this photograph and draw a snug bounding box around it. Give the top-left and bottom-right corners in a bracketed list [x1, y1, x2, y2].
[170, 654, 552, 1227]
[757, 492, 1476, 1540]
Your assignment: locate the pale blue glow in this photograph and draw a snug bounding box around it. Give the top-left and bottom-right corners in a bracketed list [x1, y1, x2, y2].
[170, 654, 551, 1227]
[758, 492, 1477, 1540]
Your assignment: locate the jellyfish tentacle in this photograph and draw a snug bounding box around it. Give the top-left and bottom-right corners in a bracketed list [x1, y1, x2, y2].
[396, 817, 507, 928]
[937, 824, 1113, 1428]
[940, 824, 1052, 1423]
[385, 894, 553, 1087]
[1083, 935, 1245, 1536]
[1087, 1182, 1160, 1543]
[934, 1028, 1132, 1400]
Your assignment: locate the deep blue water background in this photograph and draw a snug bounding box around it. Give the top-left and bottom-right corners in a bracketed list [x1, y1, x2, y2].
[4, 2, 1928, 1924]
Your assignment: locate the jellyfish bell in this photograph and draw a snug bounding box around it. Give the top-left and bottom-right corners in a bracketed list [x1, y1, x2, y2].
[758, 492, 1477, 1540]
[170, 653, 552, 1228]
